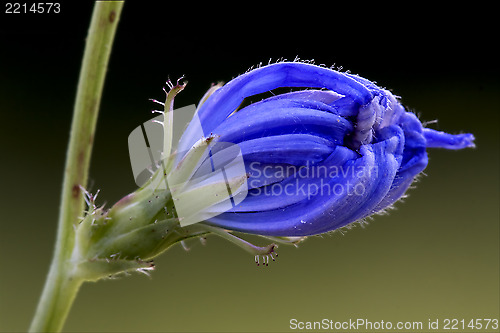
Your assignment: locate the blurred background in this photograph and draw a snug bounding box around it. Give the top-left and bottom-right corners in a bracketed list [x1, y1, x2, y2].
[1, 2, 498, 332]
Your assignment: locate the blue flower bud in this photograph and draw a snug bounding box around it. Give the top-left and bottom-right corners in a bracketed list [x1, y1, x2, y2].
[182, 62, 476, 236]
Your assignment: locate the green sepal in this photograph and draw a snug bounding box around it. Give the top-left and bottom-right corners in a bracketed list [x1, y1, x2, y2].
[76, 258, 155, 282]
[173, 171, 248, 226]
[168, 135, 218, 189]
[163, 81, 186, 160]
[86, 218, 180, 260]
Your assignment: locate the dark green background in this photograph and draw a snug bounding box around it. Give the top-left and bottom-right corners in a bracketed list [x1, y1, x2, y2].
[1, 3, 498, 332]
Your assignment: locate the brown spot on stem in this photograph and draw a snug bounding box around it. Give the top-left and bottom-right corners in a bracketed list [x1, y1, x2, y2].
[72, 184, 80, 198]
[109, 10, 116, 23]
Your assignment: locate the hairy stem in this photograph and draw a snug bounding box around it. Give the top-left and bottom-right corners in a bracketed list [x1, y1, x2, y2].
[29, 2, 124, 332]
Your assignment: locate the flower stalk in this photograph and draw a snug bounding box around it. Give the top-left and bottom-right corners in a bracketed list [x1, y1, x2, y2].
[29, 2, 124, 331]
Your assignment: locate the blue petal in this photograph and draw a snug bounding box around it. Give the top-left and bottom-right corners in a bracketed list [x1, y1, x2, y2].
[206, 132, 402, 236]
[185, 62, 476, 237]
[397, 113, 428, 178]
[264, 89, 344, 106]
[244, 162, 295, 190]
[237, 134, 335, 165]
[423, 128, 476, 149]
[194, 63, 373, 137]
[211, 102, 353, 145]
[225, 146, 358, 213]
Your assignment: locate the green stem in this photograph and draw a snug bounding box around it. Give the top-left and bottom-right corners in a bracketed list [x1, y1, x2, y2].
[29, 2, 124, 332]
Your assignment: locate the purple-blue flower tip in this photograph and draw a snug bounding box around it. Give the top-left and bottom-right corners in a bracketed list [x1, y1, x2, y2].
[190, 62, 475, 236]
[423, 129, 475, 150]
